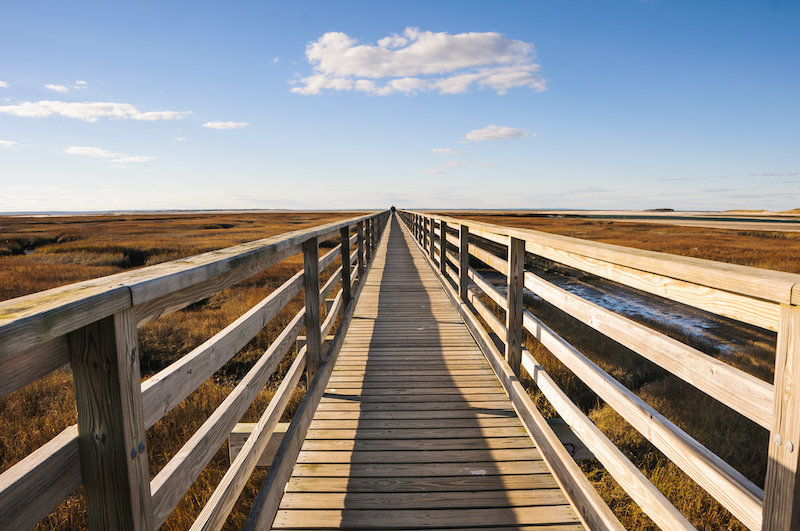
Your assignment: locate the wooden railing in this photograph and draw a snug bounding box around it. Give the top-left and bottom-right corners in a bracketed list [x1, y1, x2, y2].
[398, 210, 800, 531]
[0, 210, 390, 531]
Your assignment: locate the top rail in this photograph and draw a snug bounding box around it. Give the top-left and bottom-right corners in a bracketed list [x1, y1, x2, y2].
[402, 210, 800, 330]
[0, 211, 382, 361]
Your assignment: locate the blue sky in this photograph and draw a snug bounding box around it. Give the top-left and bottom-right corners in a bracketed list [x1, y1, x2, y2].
[1, 1, 798, 212]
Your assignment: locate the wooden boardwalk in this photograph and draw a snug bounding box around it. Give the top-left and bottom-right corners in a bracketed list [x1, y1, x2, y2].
[273, 216, 584, 530]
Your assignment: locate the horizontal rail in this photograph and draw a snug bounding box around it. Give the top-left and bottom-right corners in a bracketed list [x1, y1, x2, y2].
[0, 212, 382, 361]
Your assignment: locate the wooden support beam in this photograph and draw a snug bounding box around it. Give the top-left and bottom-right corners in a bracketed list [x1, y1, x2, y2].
[429, 219, 436, 261]
[68, 308, 153, 531]
[365, 219, 372, 262]
[356, 221, 365, 278]
[302, 237, 321, 383]
[340, 227, 352, 310]
[439, 221, 448, 275]
[764, 303, 800, 531]
[459, 225, 469, 302]
[506, 237, 524, 377]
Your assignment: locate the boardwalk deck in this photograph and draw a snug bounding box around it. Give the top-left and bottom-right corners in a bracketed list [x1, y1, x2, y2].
[273, 216, 585, 530]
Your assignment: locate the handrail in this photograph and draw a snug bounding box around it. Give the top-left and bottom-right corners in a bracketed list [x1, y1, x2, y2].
[398, 209, 800, 531]
[0, 210, 390, 531]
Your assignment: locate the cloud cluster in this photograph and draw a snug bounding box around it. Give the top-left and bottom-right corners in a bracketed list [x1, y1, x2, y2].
[0, 140, 21, 148]
[0, 101, 189, 121]
[465, 125, 531, 142]
[0, 81, 9, 88]
[751, 172, 797, 177]
[45, 84, 69, 93]
[431, 148, 464, 155]
[292, 28, 546, 96]
[202, 121, 249, 129]
[65, 145, 154, 163]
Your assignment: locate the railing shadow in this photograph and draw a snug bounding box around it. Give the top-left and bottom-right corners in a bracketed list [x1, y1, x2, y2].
[337, 214, 520, 528]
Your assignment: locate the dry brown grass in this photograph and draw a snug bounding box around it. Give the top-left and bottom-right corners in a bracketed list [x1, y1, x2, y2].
[0, 211, 359, 530]
[451, 211, 788, 530]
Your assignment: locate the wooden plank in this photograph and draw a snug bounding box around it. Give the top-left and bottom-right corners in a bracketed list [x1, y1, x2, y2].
[140, 270, 303, 428]
[523, 269, 773, 429]
[298, 437, 531, 452]
[0, 335, 70, 400]
[315, 400, 513, 412]
[0, 425, 81, 531]
[357, 221, 364, 277]
[189, 351, 306, 531]
[228, 423, 289, 467]
[149, 309, 304, 527]
[69, 308, 153, 531]
[290, 461, 549, 477]
[285, 474, 559, 493]
[520, 351, 696, 530]
[459, 224, 469, 301]
[272, 506, 580, 528]
[311, 409, 516, 421]
[763, 303, 800, 531]
[279, 489, 569, 510]
[296, 448, 541, 464]
[521, 298, 763, 529]
[421, 211, 800, 306]
[307, 418, 522, 430]
[304, 427, 529, 440]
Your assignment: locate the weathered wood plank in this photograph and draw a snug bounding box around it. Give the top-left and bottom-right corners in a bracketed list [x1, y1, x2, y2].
[285, 474, 559, 493]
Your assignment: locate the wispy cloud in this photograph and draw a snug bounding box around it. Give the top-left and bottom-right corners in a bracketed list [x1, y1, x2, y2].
[292, 27, 546, 96]
[420, 168, 448, 174]
[0, 81, 10, 88]
[75, 80, 87, 85]
[173, 137, 187, 141]
[465, 124, 531, 142]
[65, 145, 154, 163]
[45, 84, 69, 93]
[271, 57, 280, 63]
[431, 148, 464, 155]
[0, 101, 190, 121]
[202, 121, 249, 129]
[750, 172, 797, 176]
[0, 140, 23, 148]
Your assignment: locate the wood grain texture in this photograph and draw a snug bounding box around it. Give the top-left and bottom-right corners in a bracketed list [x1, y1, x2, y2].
[505, 237, 524, 377]
[69, 308, 153, 531]
[303, 237, 322, 383]
[0, 335, 69, 400]
[460, 224, 469, 302]
[341, 227, 352, 309]
[274, 214, 587, 531]
[763, 303, 800, 531]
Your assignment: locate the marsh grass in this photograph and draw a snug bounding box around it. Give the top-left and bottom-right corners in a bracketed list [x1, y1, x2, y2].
[0, 211, 357, 530]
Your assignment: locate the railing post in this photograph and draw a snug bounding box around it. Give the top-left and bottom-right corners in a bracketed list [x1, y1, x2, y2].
[357, 221, 364, 277]
[429, 218, 436, 261]
[459, 224, 469, 302]
[764, 303, 800, 530]
[340, 226, 351, 311]
[439, 220, 448, 275]
[365, 219, 372, 262]
[371, 216, 377, 253]
[506, 237, 524, 377]
[68, 308, 154, 531]
[303, 236, 321, 382]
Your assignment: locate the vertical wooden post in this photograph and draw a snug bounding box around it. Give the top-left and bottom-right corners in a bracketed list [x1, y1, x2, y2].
[429, 219, 436, 261]
[356, 221, 364, 277]
[365, 219, 372, 262]
[303, 237, 321, 382]
[764, 303, 800, 530]
[371, 216, 378, 253]
[506, 237, 524, 377]
[422, 217, 428, 250]
[340, 226, 351, 311]
[69, 308, 154, 531]
[439, 221, 448, 275]
[459, 224, 469, 302]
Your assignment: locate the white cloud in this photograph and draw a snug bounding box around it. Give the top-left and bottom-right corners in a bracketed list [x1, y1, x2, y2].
[173, 137, 186, 141]
[75, 80, 87, 85]
[420, 168, 448, 174]
[431, 148, 464, 155]
[271, 57, 279, 63]
[0, 140, 20, 148]
[45, 84, 69, 93]
[0, 81, 9, 88]
[65, 145, 154, 163]
[292, 27, 546, 96]
[0, 101, 190, 121]
[465, 124, 531, 142]
[202, 121, 249, 129]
